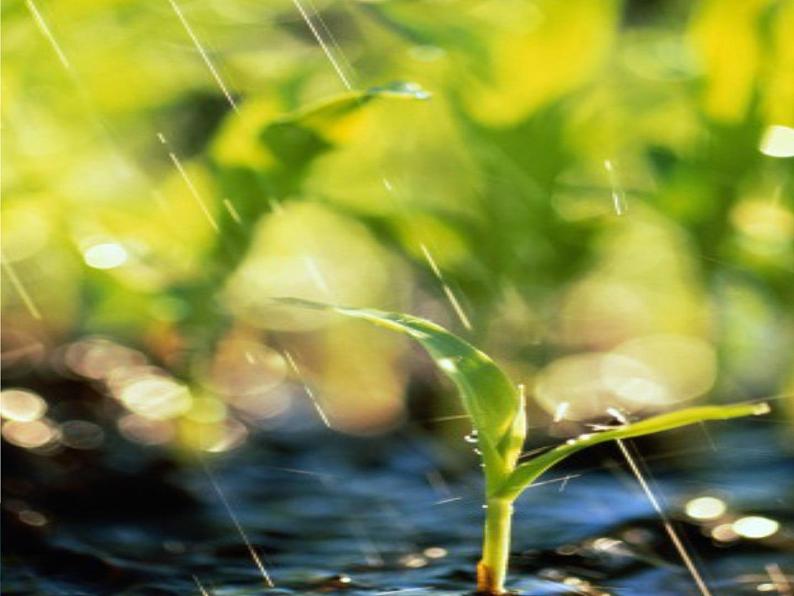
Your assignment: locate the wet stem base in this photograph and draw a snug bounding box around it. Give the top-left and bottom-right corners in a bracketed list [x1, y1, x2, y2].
[477, 498, 514, 595]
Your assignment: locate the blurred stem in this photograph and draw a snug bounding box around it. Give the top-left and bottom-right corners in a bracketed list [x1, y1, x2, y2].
[477, 497, 513, 595]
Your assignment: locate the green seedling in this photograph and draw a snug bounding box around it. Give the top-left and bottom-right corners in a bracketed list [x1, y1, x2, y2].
[280, 298, 769, 594]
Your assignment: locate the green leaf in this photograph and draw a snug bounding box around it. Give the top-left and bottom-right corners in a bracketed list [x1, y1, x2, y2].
[276, 298, 525, 488]
[495, 402, 771, 501]
[256, 84, 430, 173]
[179, 83, 431, 355]
[273, 81, 431, 137]
[209, 82, 431, 265]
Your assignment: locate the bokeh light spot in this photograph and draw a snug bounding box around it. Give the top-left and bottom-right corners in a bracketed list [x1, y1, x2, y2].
[206, 339, 287, 397]
[118, 376, 192, 420]
[0, 389, 47, 422]
[731, 200, 794, 244]
[611, 334, 717, 403]
[685, 496, 726, 520]
[19, 510, 48, 527]
[83, 242, 128, 269]
[117, 414, 175, 446]
[60, 420, 105, 450]
[423, 547, 448, 558]
[732, 516, 780, 539]
[2, 419, 58, 449]
[711, 523, 739, 542]
[759, 125, 794, 158]
[65, 338, 147, 380]
[185, 396, 227, 424]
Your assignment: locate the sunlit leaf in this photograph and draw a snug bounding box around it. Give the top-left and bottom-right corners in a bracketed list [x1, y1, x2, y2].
[764, 0, 794, 125]
[177, 83, 431, 350]
[276, 298, 525, 486]
[689, 0, 769, 122]
[276, 81, 431, 144]
[208, 82, 431, 273]
[495, 402, 771, 500]
[213, 82, 430, 172]
[462, 0, 619, 126]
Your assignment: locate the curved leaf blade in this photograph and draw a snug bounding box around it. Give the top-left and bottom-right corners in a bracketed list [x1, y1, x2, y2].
[276, 81, 431, 130]
[264, 82, 431, 157]
[212, 81, 431, 190]
[276, 298, 524, 485]
[191, 83, 431, 349]
[495, 402, 770, 501]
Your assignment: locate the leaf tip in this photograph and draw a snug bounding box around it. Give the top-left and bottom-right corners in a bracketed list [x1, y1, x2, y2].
[269, 297, 329, 311]
[367, 81, 432, 101]
[752, 402, 771, 416]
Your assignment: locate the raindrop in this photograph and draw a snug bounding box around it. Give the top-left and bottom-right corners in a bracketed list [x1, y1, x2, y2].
[606, 406, 630, 425]
[464, 430, 479, 444]
[438, 357, 458, 373]
[318, 574, 353, 589]
[604, 159, 627, 215]
[753, 402, 771, 415]
[370, 81, 431, 100]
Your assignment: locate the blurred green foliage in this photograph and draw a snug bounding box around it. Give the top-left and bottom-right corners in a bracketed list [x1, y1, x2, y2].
[3, 0, 793, 435]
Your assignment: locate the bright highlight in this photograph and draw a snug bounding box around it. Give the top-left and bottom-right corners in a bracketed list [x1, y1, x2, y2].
[83, 242, 128, 269]
[732, 516, 780, 539]
[684, 496, 726, 520]
[759, 125, 794, 158]
[0, 389, 47, 422]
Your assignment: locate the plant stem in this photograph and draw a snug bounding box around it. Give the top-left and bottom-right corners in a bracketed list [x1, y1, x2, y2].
[477, 497, 514, 594]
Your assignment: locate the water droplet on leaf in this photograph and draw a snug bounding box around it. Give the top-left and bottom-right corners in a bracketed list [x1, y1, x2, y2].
[464, 430, 479, 444]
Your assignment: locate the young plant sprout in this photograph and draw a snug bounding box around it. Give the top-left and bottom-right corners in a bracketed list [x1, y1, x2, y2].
[280, 298, 770, 595]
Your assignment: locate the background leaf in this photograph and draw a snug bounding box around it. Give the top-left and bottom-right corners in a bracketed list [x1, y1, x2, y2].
[172, 84, 429, 356]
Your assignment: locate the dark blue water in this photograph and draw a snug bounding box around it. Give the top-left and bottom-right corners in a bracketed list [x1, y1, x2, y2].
[3, 415, 793, 595]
